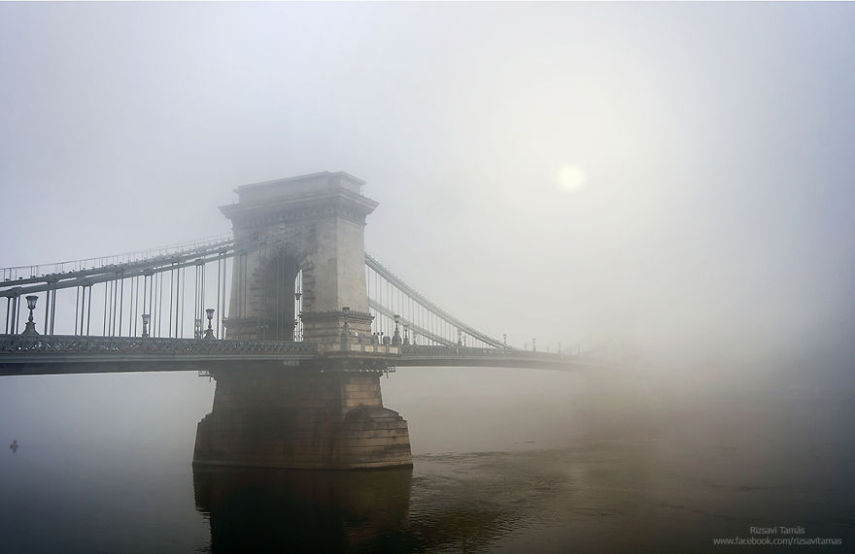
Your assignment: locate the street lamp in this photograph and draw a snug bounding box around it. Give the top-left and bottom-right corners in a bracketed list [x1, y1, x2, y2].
[21, 295, 39, 336]
[203, 308, 216, 339]
[392, 314, 402, 346]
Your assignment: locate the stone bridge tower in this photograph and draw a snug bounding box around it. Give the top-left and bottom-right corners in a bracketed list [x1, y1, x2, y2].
[219, 171, 376, 345]
[193, 172, 412, 470]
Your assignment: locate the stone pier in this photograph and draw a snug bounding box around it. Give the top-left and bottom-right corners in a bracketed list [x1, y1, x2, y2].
[193, 368, 412, 469]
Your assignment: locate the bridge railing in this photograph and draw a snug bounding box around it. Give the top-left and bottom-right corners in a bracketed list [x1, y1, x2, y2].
[0, 335, 317, 356]
[400, 344, 579, 360]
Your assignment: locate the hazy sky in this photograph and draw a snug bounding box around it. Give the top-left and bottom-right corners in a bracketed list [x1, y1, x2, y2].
[2, 2, 854, 372]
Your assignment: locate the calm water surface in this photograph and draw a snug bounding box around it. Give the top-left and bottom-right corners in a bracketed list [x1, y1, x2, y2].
[0, 367, 852, 552]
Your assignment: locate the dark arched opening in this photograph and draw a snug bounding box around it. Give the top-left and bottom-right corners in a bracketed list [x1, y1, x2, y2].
[260, 251, 301, 341]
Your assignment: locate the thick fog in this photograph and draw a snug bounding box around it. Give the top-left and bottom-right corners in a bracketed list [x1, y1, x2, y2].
[1, 3, 854, 452]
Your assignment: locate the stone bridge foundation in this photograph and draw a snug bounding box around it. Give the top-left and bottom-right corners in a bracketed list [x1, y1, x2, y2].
[193, 368, 412, 469]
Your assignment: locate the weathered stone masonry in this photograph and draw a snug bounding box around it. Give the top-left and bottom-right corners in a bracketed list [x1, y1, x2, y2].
[194, 369, 411, 469]
[193, 172, 412, 469]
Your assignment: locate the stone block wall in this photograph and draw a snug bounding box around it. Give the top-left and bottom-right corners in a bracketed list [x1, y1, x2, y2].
[193, 368, 412, 469]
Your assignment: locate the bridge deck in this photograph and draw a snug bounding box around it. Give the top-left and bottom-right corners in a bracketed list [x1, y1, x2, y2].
[0, 336, 601, 376]
[397, 348, 605, 371]
[0, 335, 317, 375]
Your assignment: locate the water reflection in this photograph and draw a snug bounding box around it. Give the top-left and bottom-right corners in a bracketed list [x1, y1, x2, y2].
[193, 437, 855, 554]
[194, 466, 415, 553]
[192, 460, 535, 553]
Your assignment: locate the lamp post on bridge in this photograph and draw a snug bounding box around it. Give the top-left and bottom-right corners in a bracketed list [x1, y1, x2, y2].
[203, 308, 216, 339]
[21, 295, 39, 336]
[392, 314, 402, 346]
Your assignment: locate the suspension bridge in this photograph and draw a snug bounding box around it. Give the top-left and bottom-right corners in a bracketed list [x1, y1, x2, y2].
[0, 171, 599, 469]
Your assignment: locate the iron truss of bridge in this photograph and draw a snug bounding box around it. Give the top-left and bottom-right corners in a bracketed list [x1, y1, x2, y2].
[1, 236, 598, 375]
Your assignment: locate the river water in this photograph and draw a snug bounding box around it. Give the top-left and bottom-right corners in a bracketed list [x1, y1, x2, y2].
[0, 366, 852, 552]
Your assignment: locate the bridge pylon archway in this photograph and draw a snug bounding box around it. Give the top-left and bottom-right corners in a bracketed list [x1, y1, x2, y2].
[219, 172, 377, 347]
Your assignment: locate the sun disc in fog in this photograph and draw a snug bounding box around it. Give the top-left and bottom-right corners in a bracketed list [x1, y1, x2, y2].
[558, 165, 586, 191]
